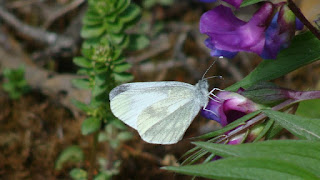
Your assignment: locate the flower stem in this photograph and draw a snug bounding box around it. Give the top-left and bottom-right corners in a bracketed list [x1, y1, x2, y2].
[287, 0, 320, 40]
[88, 131, 99, 180]
[218, 90, 320, 143]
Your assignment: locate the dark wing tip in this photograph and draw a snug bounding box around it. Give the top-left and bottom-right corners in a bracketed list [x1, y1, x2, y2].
[109, 84, 130, 100]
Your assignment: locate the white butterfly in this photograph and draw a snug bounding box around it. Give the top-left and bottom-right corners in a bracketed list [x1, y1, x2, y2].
[109, 79, 214, 144]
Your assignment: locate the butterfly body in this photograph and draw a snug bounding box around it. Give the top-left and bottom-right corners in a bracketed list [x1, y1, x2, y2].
[109, 80, 209, 144]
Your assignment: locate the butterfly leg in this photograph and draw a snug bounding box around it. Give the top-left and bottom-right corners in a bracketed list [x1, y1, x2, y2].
[202, 106, 218, 117]
[209, 88, 224, 95]
[208, 88, 224, 102]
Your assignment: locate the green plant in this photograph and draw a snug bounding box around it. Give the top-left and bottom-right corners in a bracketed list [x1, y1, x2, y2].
[2, 66, 30, 99]
[55, 0, 149, 179]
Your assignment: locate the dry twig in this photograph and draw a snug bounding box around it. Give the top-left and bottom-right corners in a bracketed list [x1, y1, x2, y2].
[43, 0, 86, 29]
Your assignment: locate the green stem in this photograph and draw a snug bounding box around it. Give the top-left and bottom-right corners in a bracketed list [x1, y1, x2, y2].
[88, 131, 99, 180]
[287, 0, 320, 40]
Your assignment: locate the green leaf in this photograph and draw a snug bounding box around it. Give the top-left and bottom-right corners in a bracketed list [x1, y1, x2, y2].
[265, 121, 284, 139]
[114, 62, 132, 72]
[82, 17, 103, 26]
[73, 57, 92, 68]
[55, 145, 84, 170]
[227, 32, 320, 91]
[193, 140, 320, 177]
[92, 84, 108, 97]
[72, 78, 91, 89]
[2, 83, 14, 92]
[119, 4, 141, 24]
[105, 20, 124, 34]
[164, 156, 319, 180]
[114, 0, 130, 15]
[263, 110, 320, 140]
[71, 99, 92, 113]
[113, 72, 133, 82]
[296, 99, 320, 118]
[195, 110, 261, 139]
[81, 117, 101, 135]
[108, 33, 125, 45]
[127, 34, 150, 51]
[240, 0, 265, 7]
[70, 168, 88, 180]
[94, 172, 112, 180]
[81, 25, 105, 39]
[253, 119, 274, 142]
[117, 34, 130, 48]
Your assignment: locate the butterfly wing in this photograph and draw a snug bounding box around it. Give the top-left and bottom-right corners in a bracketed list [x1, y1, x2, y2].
[109, 82, 196, 130]
[137, 94, 201, 144]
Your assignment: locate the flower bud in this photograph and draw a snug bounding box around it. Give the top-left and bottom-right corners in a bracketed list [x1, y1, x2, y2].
[201, 91, 262, 126]
[227, 123, 265, 144]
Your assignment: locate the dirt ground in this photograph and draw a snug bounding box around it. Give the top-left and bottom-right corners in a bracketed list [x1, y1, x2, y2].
[0, 89, 209, 179]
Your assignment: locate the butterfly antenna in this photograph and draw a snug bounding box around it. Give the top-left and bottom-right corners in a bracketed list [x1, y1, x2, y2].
[202, 56, 223, 80]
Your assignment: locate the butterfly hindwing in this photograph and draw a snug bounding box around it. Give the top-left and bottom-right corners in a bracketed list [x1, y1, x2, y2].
[137, 95, 201, 144]
[109, 82, 195, 130]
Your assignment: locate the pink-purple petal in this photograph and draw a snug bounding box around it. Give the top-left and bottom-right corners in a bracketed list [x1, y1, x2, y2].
[200, 3, 275, 57]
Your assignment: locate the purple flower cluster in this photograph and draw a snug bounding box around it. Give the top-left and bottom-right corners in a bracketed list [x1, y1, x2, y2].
[200, 1, 303, 59]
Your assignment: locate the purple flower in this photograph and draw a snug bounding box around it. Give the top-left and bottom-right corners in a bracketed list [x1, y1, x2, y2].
[261, 5, 304, 59]
[200, 2, 304, 59]
[201, 91, 261, 127]
[199, 0, 243, 8]
[200, 3, 275, 58]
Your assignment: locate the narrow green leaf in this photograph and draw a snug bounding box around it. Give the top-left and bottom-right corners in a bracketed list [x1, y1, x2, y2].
[263, 110, 320, 140]
[108, 33, 125, 45]
[265, 120, 283, 139]
[115, 0, 131, 14]
[296, 99, 320, 118]
[164, 157, 318, 180]
[127, 34, 150, 50]
[94, 172, 112, 180]
[92, 84, 108, 97]
[105, 20, 124, 34]
[113, 72, 133, 82]
[81, 117, 101, 135]
[81, 25, 105, 39]
[71, 99, 92, 113]
[117, 34, 130, 48]
[72, 78, 91, 89]
[119, 4, 141, 24]
[107, 0, 130, 21]
[253, 119, 274, 142]
[82, 15, 103, 26]
[55, 146, 84, 170]
[240, 0, 265, 7]
[193, 140, 320, 176]
[195, 110, 261, 139]
[73, 57, 92, 68]
[227, 32, 320, 91]
[70, 168, 88, 180]
[113, 56, 125, 64]
[2, 83, 14, 92]
[114, 62, 132, 73]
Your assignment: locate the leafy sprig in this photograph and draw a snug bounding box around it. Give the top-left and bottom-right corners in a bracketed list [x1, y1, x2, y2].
[56, 0, 148, 179]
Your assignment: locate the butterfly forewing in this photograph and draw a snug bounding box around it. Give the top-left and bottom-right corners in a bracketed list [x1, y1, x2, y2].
[110, 82, 195, 129]
[109, 81, 208, 144]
